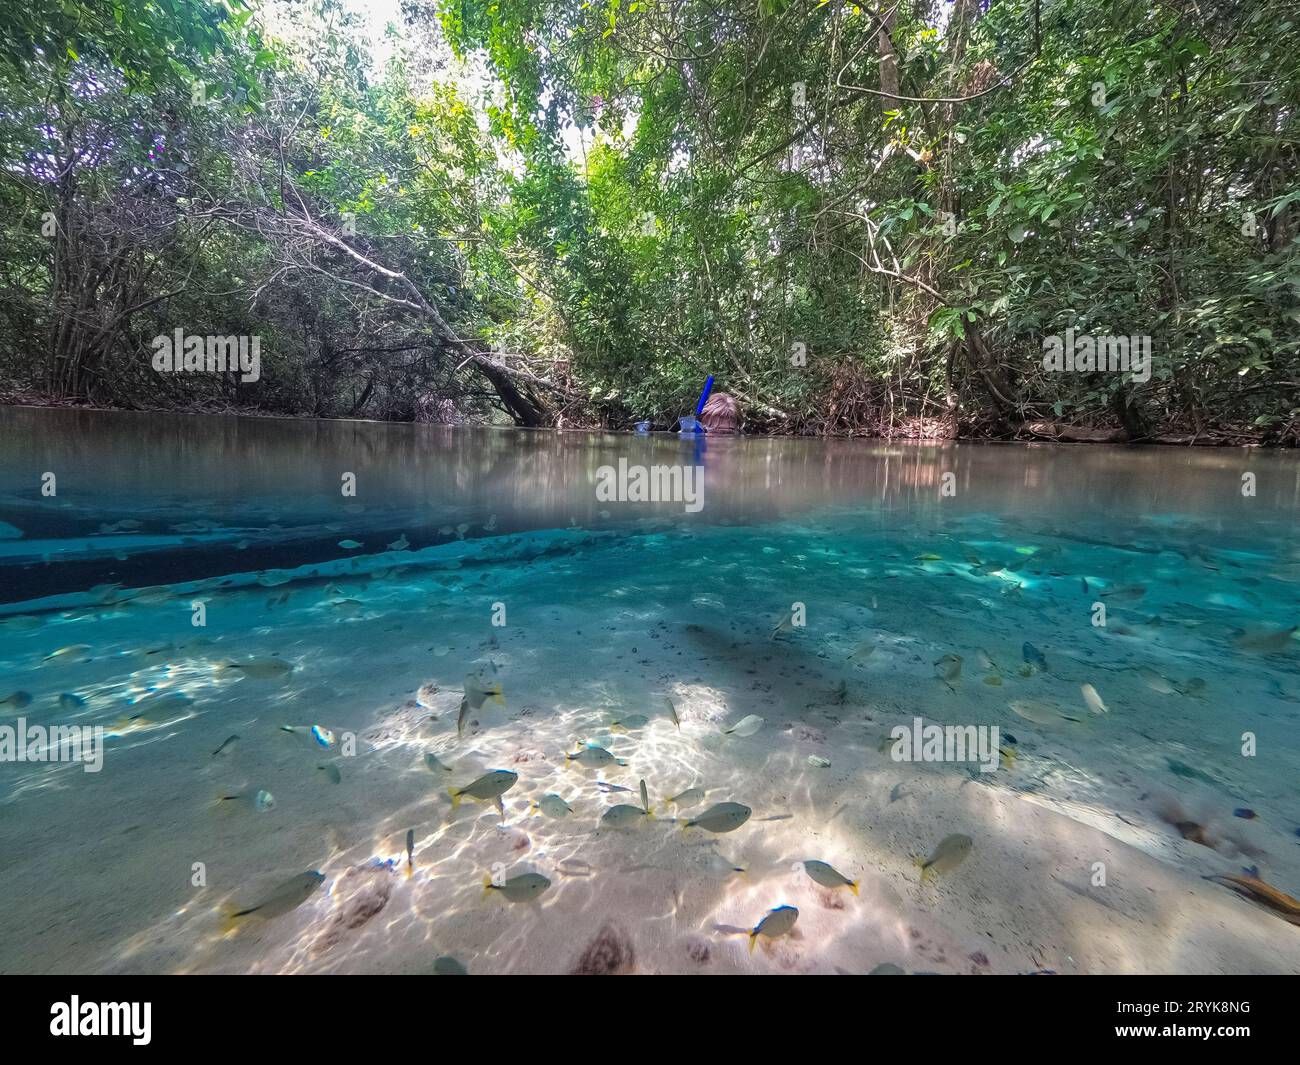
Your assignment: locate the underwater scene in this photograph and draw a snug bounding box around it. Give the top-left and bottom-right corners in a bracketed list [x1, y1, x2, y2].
[1, 407, 1298, 975]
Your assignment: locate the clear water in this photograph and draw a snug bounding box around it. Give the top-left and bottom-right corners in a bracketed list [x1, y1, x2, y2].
[1, 407, 1298, 974]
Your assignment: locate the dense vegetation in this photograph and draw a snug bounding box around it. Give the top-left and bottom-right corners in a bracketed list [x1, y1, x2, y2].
[1, 0, 1297, 441]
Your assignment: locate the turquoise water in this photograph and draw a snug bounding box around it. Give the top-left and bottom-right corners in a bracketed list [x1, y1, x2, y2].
[1, 408, 1298, 974]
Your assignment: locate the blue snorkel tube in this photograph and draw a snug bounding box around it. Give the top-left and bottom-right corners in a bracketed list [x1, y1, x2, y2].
[679, 375, 713, 434]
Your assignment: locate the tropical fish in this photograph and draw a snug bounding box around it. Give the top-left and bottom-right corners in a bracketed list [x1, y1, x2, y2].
[934, 654, 962, 688]
[566, 745, 626, 768]
[222, 871, 324, 932]
[211, 734, 240, 757]
[1134, 666, 1178, 695]
[667, 787, 705, 807]
[57, 692, 87, 711]
[318, 763, 342, 784]
[225, 657, 293, 680]
[1233, 626, 1298, 654]
[915, 834, 973, 883]
[749, 904, 798, 951]
[723, 714, 764, 737]
[701, 851, 747, 878]
[804, 860, 858, 895]
[847, 640, 877, 661]
[1022, 642, 1047, 672]
[1234, 808, 1257, 820]
[1080, 683, 1108, 715]
[807, 755, 831, 768]
[665, 697, 680, 729]
[218, 788, 275, 812]
[310, 725, 335, 749]
[596, 780, 632, 793]
[416, 683, 439, 708]
[387, 535, 410, 551]
[42, 645, 91, 665]
[456, 696, 472, 737]
[1009, 699, 1082, 725]
[770, 615, 795, 640]
[483, 872, 551, 903]
[601, 803, 651, 827]
[464, 667, 505, 710]
[424, 752, 452, 773]
[449, 769, 518, 809]
[683, 802, 751, 834]
[1167, 759, 1217, 785]
[531, 793, 574, 818]
[338, 540, 363, 550]
[1101, 583, 1147, 602]
[602, 779, 653, 826]
[406, 829, 415, 868]
[433, 955, 468, 975]
[973, 649, 1000, 674]
[609, 713, 649, 732]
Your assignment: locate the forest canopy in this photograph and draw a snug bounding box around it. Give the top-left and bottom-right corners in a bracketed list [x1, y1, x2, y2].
[0, 0, 1296, 442]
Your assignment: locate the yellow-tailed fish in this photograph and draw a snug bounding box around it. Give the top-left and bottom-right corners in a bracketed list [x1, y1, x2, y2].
[803, 860, 859, 895]
[221, 870, 324, 933]
[482, 872, 550, 903]
[667, 787, 705, 808]
[683, 802, 750, 833]
[448, 769, 517, 809]
[748, 904, 798, 952]
[566, 745, 626, 768]
[531, 793, 573, 818]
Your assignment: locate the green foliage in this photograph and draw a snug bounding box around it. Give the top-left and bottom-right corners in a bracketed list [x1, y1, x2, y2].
[0, 0, 1296, 440]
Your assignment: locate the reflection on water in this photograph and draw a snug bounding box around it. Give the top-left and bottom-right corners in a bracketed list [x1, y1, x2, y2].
[0, 408, 1298, 974]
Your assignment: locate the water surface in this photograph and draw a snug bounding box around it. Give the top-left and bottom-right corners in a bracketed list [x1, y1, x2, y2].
[1, 408, 1298, 974]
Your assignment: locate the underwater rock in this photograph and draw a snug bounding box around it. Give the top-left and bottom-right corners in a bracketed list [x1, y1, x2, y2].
[569, 921, 636, 975]
[318, 868, 393, 951]
[683, 935, 712, 966]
